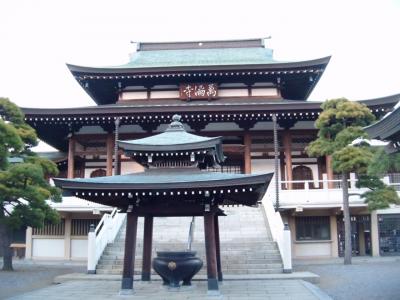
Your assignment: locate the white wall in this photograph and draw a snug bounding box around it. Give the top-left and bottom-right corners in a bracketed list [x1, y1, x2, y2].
[121, 161, 145, 174]
[218, 89, 248, 97]
[251, 87, 278, 96]
[32, 239, 64, 258]
[121, 91, 147, 100]
[150, 90, 179, 99]
[251, 159, 276, 174]
[295, 242, 332, 257]
[71, 239, 88, 259]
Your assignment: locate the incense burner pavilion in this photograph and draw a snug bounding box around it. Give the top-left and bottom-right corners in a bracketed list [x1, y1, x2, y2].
[18, 39, 400, 287]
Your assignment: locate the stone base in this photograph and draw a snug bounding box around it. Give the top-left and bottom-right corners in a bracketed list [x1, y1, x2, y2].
[121, 277, 133, 290]
[141, 272, 151, 281]
[207, 290, 222, 297]
[207, 278, 219, 293]
[283, 268, 293, 274]
[119, 289, 135, 296]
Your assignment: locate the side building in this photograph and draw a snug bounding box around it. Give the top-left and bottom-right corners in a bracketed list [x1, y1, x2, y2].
[19, 38, 400, 261]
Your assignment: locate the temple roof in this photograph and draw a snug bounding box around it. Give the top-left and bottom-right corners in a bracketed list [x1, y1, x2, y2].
[107, 47, 278, 70]
[20, 94, 400, 152]
[66, 38, 330, 104]
[365, 105, 400, 152]
[22, 94, 399, 116]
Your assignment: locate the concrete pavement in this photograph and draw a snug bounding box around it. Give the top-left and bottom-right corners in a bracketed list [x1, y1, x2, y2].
[8, 279, 330, 300]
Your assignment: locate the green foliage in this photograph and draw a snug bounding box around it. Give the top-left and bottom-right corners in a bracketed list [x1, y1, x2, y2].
[363, 187, 400, 211]
[0, 97, 61, 232]
[355, 148, 400, 211]
[332, 146, 373, 174]
[357, 174, 400, 210]
[316, 99, 375, 137]
[367, 147, 400, 176]
[307, 98, 399, 211]
[307, 98, 375, 171]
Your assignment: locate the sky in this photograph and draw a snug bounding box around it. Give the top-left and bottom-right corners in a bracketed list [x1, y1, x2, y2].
[0, 0, 400, 111]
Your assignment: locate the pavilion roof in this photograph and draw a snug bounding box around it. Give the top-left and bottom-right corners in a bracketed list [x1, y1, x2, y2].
[54, 168, 270, 189]
[118, 115, 222, 152]
[53, 169, 273, 211]
[118, 115, 225, 165]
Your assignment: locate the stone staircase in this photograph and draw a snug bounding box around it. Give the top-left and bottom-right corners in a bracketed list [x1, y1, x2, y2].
[96, 206, 283, 275]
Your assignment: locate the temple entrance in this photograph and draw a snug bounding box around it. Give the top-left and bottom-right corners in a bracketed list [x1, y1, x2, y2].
[337, 215, 371, 257]
[292, 165, 314, 189]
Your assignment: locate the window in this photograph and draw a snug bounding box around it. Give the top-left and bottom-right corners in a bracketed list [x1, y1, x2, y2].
[295, 216, 330, 241]
[33, 219, 65, 236]
[71, 219, 100, 236]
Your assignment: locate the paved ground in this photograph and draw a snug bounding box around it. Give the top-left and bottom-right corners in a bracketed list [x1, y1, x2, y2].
[4, 257, 400, 299]
[6, 279, 325, 300]
[0, 261, 85, 300]
[295, 257, 400, 300]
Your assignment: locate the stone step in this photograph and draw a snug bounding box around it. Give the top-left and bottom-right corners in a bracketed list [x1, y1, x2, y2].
[96, 267, 283, 275]
[100, 253, 282, 261]
[105, 244, 279, 251]
[102, 250, 280, 257]
[97, 257, 282, 266]
[96, 262, 283, 271]
[96, 207, 283, 275]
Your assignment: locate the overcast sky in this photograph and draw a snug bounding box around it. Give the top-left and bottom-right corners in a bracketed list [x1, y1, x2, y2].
[1, 0, 399, 110]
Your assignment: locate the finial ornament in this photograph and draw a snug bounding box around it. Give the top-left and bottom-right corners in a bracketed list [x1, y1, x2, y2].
[172, 114, 181, 122]
[167, 114, 184, 131]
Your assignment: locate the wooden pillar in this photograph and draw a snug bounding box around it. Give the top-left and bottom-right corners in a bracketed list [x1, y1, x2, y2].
[106, 133, 114, 176]
[214, 215, 223, 281]
[283, 130, 293, 189]
[279, 152, 285, 187]
[141, 215, 153, 281]
[67, 136, 75, 179]
[121, 213, 138, 292]
[114, 118, 121, 176]
[326, 155, 334, 189]
[244, 132, 252, 174]
[204, 211, 219, 293]
[317, 157, 324, 189]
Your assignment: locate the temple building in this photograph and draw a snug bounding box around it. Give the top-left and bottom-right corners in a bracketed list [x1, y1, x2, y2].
[20, 38, 400, 266]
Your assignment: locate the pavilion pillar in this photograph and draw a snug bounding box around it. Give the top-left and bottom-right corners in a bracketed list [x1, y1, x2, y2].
[283, 130, 293, 189]
[106, 133, 114, 176]
[326, 155, 334, 189]
[244, 132, 252, 174]
[204, 211, 219, 294]
[214, 215, 223, 282]
[141, 215, 153, 281]
[67, 136, 75, 179]
[121, 212, 138, 293]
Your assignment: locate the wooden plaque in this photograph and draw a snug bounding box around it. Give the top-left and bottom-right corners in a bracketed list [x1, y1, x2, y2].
[179, 83, 218, 100]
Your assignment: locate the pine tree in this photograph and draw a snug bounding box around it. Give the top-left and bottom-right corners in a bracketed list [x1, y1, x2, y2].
[307, 98, 375, 264]
[0, 98, 61, 270]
